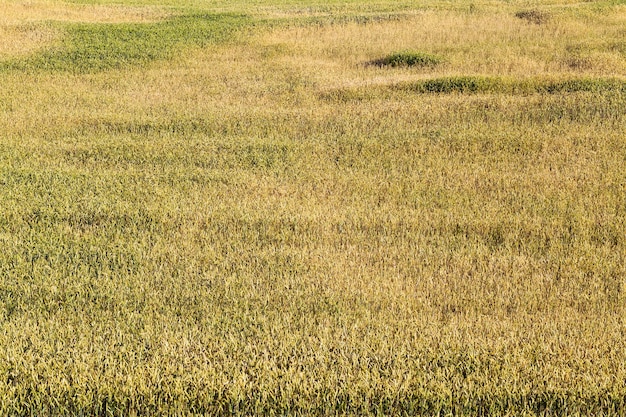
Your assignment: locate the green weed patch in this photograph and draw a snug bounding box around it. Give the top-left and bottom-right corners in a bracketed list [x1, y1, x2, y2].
[1, 13, 249, 73]
[403, 76, 626, 94]
[371, 50, 443, 68]
[325, 76, 626, 100]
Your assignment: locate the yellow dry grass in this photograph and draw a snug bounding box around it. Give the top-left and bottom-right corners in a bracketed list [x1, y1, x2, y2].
[260, 9, 626, 88]
[0, 1, 168, 24]
[0, 0, 625, 414]
[0, 23, 58, 58]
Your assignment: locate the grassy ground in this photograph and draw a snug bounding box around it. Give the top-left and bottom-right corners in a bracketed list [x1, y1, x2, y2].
[1, 0, 625, 415]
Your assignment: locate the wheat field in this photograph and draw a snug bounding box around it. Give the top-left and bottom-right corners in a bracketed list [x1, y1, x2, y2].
[0, 0, 625, 415]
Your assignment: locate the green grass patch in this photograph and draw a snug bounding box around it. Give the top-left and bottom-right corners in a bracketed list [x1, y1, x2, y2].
[325, 76, 626, 101]
[1, 13, 249, 73]
[403, 76, 626, 94]
[370, 50, 443, 68]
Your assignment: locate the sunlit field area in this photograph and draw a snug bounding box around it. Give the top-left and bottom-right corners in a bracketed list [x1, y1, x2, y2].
[1, 0, 625, 414]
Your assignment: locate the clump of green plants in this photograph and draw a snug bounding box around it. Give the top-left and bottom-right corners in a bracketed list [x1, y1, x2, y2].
[400, 76, 626, 95]
[371, 50, 443, 68]
[515, 9, 550, 24]
[409, 76, 498, 93]
[325, 76, 626, 101]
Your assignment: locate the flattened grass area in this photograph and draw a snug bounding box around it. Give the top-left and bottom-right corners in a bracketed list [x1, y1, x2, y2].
[1, 0, 626, 415]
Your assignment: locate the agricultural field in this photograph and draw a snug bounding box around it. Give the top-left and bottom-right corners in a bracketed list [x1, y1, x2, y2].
[0, 0, 625, 414]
